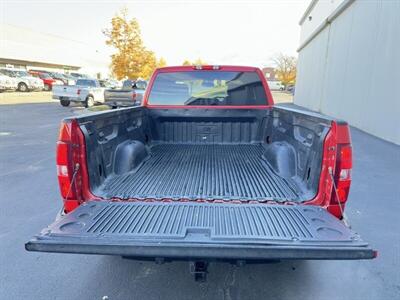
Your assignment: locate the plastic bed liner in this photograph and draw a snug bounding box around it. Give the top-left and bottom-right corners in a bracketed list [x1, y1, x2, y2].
[96, 144, 302, 201]
[26, 201, 375, 260]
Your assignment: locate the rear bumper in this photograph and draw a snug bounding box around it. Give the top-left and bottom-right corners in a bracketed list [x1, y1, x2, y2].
[0, 84, 17, 90]
[53, 95, 84, 102]
[25, 201, 376, 261]
[104, 100, 136, 107]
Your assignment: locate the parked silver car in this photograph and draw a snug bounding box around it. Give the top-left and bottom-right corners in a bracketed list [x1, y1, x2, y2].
[0, 68, 44, 92]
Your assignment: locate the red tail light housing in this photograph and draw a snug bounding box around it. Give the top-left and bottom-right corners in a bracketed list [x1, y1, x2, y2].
[334, 144, 352, 202]
[328, 123, 353, 218]
[56, 120, 83, 212]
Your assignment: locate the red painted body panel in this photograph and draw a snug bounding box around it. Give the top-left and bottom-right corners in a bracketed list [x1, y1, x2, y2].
[41, 77, 56, 87]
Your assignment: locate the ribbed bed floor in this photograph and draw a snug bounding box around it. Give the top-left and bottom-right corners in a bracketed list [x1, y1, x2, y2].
[97, 144, 301, 201]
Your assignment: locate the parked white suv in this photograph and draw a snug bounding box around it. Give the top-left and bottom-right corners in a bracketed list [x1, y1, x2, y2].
[0, 68, 44, 92]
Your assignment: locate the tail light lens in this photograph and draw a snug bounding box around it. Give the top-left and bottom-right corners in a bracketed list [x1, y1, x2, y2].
[77, 89, 81, 95]
[334, 144, 352, 203]
[326, 122, 353, 218]
[330, 121, 353, 205]
[56, 120, 82, 212]
[56, 122, 76, 199]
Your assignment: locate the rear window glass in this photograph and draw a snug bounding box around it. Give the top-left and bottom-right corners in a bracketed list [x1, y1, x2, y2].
[147, 71, 268, 106]
[77, 79, 96, 87]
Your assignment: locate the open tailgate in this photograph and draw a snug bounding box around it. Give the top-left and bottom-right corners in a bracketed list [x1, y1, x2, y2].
[26, 202, 375, 260]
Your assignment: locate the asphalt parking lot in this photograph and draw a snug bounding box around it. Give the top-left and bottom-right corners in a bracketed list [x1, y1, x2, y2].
[0, 102, 399, 300]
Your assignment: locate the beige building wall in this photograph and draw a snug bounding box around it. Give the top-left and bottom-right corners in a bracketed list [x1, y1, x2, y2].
[295, 0, 400, 145]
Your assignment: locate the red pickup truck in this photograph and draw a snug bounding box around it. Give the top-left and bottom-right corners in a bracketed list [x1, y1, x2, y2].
[26, 66, 375, 280]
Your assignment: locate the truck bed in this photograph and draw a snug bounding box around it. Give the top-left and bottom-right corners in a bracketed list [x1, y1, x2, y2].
[79, 107, 330, 203]
[97, 143, 300, 201]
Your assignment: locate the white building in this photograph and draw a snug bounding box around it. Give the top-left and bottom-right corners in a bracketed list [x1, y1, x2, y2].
[295, 0, 400, 145]
[0, 24, 110, 78]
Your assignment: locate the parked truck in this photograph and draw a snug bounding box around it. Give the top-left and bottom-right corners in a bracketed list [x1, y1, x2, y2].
[26, 66, 375, 280]
[104, 79, 147, 108]
[52, 79, 106, 108]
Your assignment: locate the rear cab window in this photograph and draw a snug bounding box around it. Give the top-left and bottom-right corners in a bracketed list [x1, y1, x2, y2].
[76, 79, 98, 87]
[147, 69, 269, 106]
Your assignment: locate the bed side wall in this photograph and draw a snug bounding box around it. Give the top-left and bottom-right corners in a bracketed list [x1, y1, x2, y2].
[76, 107, 148, 193]
[264, 107, 331, 199]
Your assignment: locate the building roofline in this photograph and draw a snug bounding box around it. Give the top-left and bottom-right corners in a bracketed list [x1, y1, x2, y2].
[297, 0, 355, 52]
[0, 58, 80, 70]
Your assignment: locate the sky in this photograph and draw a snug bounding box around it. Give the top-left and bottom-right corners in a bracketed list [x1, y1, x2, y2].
[1, 0, 310, 67]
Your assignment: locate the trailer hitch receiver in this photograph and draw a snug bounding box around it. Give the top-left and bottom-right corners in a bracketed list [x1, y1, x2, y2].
[189, 261, 208, 282]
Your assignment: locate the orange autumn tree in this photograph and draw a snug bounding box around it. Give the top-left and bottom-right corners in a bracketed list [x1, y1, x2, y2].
[272, 53, 297, 87]
[103, 8, 166, 80]
[182, 58, 207, 66]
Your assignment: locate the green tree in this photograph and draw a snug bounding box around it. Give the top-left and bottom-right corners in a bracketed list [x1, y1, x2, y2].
[103, 8, 166, 79]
